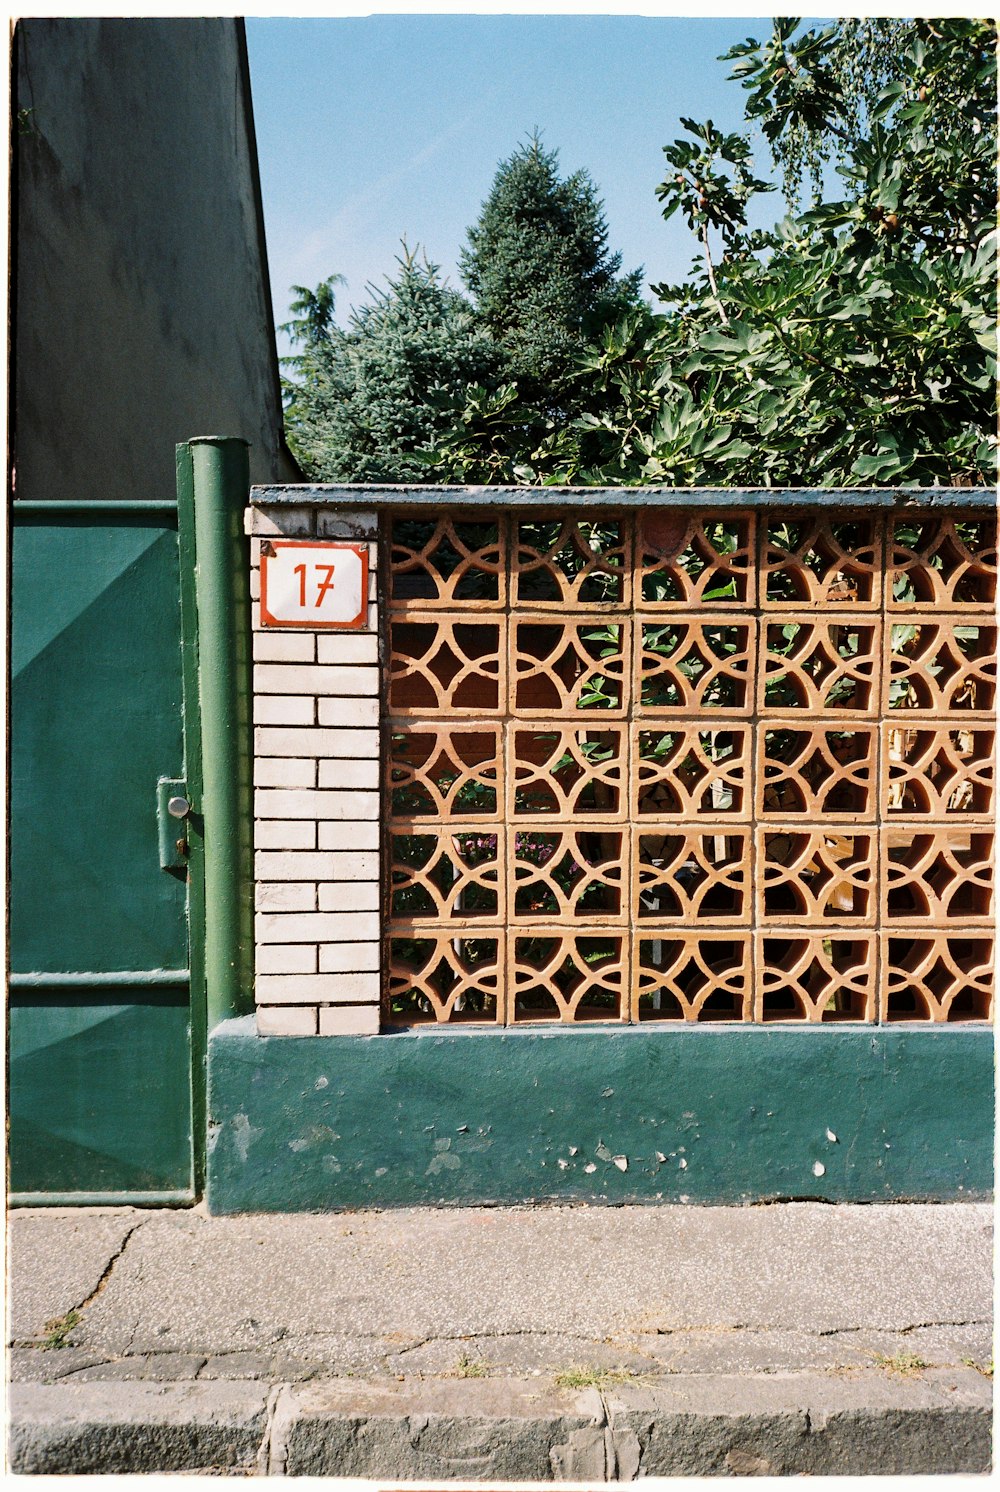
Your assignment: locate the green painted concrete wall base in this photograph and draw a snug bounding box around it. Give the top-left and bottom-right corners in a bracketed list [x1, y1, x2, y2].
[206, 1018, 994, 1213]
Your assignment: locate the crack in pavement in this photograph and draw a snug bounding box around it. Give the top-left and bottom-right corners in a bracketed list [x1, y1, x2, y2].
[47, 1353, 211, 1383]
[637, 1319, 991, 1339]
[816, 1319, 991, 1337]
[74, 1219, 147, 1315]
[15, 1318, 987, 1363]
[10, 1216, 150, 1350]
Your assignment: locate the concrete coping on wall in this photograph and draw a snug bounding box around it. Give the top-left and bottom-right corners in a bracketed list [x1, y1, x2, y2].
[249, 484, 998, 510]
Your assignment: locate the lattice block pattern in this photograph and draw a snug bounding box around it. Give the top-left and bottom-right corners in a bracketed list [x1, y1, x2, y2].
[635, 724, 750, 819]
[883, 723, 995, 819]
[885, 620, 996, 715]
[758, 830, 875, 923]
[637, 619, 755, 713]
[388, 725, 501, 818]
[512, 618, 628, 716]
[387, 932, 503, 1023]
[510, 930, 628, 1022]
[511, 827, 626, 922]
[882, 932, 993, 1021]
[388, 617, 504, 714]
[761, 617, 880, 713]
[637, 512, 755, 607]
[509, 726, 627, 820]
[882, 829, 994, 925]
[635, 829, 751, 924]
[514, 518, 629, 607]
[756, 933, 877, 1022]
[763, 516, 882, 608]
[389, 516, 506, 608]
[389, 828, 505, 922]
[382, 507, 995, 1028]
[888, 514, 997, 610]
[634, 934, 750, 1022]
[758, 724, 875, 819]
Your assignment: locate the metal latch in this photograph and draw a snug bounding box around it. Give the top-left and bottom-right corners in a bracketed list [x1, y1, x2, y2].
[156, 778, 190, 872]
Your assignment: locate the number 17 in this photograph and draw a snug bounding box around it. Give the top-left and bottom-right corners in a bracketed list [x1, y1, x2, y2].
[294, 563, 337, 607]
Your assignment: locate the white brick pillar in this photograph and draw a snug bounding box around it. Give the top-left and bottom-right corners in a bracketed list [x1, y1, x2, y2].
[247, 503, 381, 1036]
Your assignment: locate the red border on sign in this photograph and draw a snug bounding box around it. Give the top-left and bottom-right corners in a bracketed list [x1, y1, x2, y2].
[259, 539, 370, 630]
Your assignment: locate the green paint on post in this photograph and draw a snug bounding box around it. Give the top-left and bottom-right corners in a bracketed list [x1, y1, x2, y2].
[178, 439, 254, 1032]
[206, 1022, 993, 1213]
[176, 444, 207, 1192]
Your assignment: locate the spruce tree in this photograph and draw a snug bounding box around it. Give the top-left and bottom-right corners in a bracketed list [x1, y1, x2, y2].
[282, 248, 498, 482]
[459, 134, 643, 410]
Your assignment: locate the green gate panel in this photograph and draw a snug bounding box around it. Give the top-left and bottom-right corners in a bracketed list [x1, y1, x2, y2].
[207, 1020, 993, 1212]
[9, 991, 193, 1198]
[10, 514, 187, 973]
[10, 510, 193, 1198]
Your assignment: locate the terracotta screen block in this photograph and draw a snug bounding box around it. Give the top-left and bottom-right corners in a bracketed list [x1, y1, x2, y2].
[636, 828, 751, 925]
[881, 828, 994, 926]
[762, 516, 882, 608]
[512, 617, 629, 716]
[888, 514, 997, 611]
[758, 829, 876, 924]
[510, 726, 627, 820]
[510, 826, 627, 924]
[755, 933, 877, 1022]
[758, 723, 876, 819]
[387, 724, 501, 819]
[389, 827, 505, 923]
[509, 929, 629, 1023]
[389, 516, 506, 608]
[882, 932, 994, 1021]
[387, 931, 504, 1024]
[635, 723, 751, 819]
[635, 933, 751, 1022]
[637, 513, 756, 608]
[514, 517, 630, 608]
[760, 616, 880, 714]
[388, 616, 504, 715]
[882, 722, 995, 819]
[636, 618, 755, 714]
[885, 620, 996, 715]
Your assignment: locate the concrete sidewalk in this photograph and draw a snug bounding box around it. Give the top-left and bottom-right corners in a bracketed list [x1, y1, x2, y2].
[7, 1202, 994, 1477]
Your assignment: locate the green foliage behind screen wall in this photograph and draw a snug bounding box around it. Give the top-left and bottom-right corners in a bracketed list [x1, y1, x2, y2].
[283, 18, 996, 490]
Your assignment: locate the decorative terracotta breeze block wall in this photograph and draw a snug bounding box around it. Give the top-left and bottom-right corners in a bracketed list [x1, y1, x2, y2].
[248, 498, 995, 1034]
[249, 505, 380, 1036]
[385, 509, 995, 1027]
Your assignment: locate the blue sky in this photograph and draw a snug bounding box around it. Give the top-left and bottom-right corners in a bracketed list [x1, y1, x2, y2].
[246, 14, 802, 356]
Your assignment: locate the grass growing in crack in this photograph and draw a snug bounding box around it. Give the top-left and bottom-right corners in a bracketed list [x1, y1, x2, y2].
[962, 1357, 993, 1377]
[451, 1353, 489, 1378]
[40, 1310, 80, 1349]
[871, 1351, 928, 1377]
[554, 1365, 636, 1390]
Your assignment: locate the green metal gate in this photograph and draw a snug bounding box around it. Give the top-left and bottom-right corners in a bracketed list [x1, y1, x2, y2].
[9, 439, 253, 1204]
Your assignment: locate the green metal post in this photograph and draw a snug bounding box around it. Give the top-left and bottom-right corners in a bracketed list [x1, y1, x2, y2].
[179, 437, 254, 1033]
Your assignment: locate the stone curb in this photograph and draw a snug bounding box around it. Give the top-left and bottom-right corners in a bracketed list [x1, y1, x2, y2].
[8, 1370, 993, 1478]
[7, 1381, 270, 1475]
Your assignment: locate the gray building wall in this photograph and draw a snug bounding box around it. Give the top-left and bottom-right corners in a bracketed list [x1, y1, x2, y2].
[13, 17, 298, 500]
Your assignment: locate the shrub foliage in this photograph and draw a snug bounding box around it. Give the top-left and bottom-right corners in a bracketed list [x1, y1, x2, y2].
[284, 18, 997, 488]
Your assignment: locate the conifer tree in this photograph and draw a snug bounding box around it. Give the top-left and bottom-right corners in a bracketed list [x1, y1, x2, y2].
[282, 248, 497, 482]
[459, 134, 643, 409]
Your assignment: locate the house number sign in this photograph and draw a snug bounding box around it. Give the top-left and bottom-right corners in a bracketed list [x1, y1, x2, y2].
[260, 540, 369, 629]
